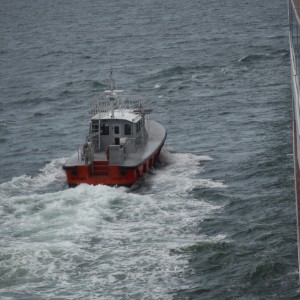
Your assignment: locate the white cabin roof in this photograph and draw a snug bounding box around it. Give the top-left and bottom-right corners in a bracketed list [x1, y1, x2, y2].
[91, 109, 142, 123]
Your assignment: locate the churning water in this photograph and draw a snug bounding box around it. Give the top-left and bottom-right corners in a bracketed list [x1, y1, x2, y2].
[0, 0, 297, 299]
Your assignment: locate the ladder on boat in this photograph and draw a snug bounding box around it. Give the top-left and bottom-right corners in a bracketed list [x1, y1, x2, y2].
[92, 161, 108, 177]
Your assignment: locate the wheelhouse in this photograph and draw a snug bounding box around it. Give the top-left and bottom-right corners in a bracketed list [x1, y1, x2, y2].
[87, 109, 148, 154]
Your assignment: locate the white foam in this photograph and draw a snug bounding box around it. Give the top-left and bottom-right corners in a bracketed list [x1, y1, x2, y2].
[0, 157, 67, 199]
[146, 150, 226, 198]
[0, 152, 227, 299]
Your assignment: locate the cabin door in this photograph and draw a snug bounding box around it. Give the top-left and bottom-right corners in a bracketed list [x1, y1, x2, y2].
[114, 126, 120, 145]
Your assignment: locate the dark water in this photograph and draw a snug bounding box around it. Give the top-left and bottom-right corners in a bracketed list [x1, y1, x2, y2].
[0, 0, 296, 299]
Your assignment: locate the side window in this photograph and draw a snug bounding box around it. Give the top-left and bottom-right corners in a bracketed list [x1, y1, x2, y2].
[124, 123, 131, 135]
[114, 126, 119, 134]
[101, 123, 109, 135]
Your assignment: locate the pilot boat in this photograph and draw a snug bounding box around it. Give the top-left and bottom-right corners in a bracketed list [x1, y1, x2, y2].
[62, 71, 167, 187]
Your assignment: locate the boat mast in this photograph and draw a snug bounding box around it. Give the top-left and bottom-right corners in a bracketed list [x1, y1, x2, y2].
[109, 68, 115, 118]
[105, 67, 123, 118]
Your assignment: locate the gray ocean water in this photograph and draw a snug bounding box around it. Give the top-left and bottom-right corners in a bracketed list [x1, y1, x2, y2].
[0, 0, 296, 299]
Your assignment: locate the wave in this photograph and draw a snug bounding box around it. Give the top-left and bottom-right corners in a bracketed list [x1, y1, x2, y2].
[238, 50, 288, 64]
[0, 158, 67, 199]
[248, 260, 286, 283]
[39, 50, 79, 58]
[238, 53, 273, 63]
[0, 151, 226, 298]
[0, 178, 225, 296]
[136, 64, 217, 86]
[32, 112, 50, 118]
[91, 80, 107, 88]
[137, 149, 226, 197]
[8, 96, 56, 107]
[271, 49, 289, 57]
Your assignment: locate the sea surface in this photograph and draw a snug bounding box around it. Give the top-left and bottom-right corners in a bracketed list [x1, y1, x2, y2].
[0, 0, 296, 299]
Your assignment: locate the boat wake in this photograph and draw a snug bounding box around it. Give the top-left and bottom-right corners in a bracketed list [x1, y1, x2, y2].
[133, 149, 226, 196]
[0, 158, 67, 199]
[0, 150, 227, 299]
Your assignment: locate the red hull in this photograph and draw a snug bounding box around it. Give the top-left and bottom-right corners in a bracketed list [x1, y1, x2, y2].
[63, 148, 162, 187]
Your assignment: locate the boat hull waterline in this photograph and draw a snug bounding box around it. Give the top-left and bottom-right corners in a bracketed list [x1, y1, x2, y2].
[63, 147, 163, 187]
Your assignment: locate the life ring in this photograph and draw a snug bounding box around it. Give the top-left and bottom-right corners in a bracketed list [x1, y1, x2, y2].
[106, 147, 109, 160]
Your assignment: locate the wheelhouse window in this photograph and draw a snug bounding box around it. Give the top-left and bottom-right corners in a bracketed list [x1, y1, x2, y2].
[114, 126, 119, 134]
[91, 120, 99, 133]
[124, 123, 131, 135]
[101, 123, 109, 135]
